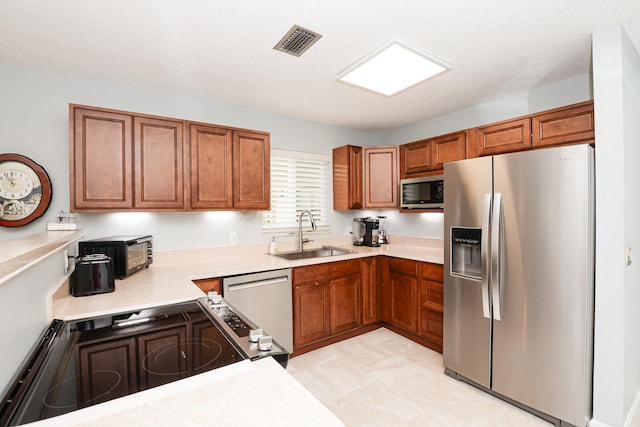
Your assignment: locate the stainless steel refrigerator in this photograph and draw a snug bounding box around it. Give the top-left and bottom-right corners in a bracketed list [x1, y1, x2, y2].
[443, 144, 594, 427]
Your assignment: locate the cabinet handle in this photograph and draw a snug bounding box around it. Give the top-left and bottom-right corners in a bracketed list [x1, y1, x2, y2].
[181, 350, 186, 359]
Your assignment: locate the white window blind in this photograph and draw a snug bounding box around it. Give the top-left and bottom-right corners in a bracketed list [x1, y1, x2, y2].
[262, 150, 330, 234]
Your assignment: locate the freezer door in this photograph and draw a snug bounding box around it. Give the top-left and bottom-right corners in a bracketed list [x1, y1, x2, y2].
[491, 145, 594, 426]
[443, 156, 493, 388]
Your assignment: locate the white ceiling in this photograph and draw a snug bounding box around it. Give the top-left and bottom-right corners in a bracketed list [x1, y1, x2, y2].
[2, 1, 640, 131]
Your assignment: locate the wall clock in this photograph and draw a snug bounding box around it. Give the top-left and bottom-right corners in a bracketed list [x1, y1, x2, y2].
[0, 153, 53, 227]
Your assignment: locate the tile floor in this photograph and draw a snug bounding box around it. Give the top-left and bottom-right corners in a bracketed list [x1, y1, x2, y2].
[287, 328, 552, 427]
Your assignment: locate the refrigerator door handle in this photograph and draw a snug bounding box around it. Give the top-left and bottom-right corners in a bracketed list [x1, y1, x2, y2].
[481, 193, 491, 319]
[491, 192, 503, 321]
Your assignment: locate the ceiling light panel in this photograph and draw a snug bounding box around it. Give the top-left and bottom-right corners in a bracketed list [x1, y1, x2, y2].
[337, 41, 450, 96]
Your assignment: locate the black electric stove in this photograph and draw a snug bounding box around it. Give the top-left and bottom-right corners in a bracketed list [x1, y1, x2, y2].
[0, 297, 288, 426]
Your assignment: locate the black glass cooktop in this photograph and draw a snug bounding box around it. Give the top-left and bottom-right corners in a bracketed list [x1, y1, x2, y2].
[0, 301, 244, 426]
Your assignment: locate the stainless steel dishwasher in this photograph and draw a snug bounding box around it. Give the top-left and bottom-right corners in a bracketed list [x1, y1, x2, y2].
[223, 269, 293, 353]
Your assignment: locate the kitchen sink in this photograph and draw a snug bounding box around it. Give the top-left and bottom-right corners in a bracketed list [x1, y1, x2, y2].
[272, 245, 357, 260]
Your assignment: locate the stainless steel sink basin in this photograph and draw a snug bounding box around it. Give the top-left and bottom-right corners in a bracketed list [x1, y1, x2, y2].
[272, 245, 356, 260]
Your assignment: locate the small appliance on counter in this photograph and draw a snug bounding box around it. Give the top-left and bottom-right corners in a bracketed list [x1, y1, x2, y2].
[376, 216, 389, 244]
[78, 235, 152, 279]
[70, 254, 115, 297]
[352, 217, 380, 247]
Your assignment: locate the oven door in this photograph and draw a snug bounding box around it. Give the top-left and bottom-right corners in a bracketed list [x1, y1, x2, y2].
[0, 301, 245, 426]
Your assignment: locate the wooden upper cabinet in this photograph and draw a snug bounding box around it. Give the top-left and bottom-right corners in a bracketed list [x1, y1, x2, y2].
[70, 104, 270, 212]
[400, 139, 431, 178]
[432, 131, 465, 170]
[71, 107, 133, 210]
[233, 130, 270, 210]
[333, 145, 363, 210]
[475, 117, 532, 156]
[363, 146, 398, 209]
[532, 100, 594, 148]
[400, 131, 465, 178]
[134, 117, 185, 209]
[189, 124, 233, 209]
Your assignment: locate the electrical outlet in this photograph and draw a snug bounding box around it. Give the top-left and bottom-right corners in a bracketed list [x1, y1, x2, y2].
[344, 226, 352, 236]
[229, 231, 238, 245]
[626, 245, 632, 266]
[64, 250, 69, 274]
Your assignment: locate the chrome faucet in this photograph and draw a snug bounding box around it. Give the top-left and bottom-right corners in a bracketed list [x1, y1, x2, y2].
[298, 210, 317, 251]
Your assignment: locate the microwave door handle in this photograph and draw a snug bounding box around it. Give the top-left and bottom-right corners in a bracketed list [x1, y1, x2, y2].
[481, 193, 491, 319]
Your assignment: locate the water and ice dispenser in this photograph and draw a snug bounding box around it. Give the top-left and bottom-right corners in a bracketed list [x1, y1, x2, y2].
[450, 227, 482, 280]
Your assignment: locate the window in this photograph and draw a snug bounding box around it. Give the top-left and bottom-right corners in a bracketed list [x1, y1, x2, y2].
[262, 149, 330, 234]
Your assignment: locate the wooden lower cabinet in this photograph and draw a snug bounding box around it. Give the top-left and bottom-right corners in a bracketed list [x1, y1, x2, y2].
[383, 258, 418, 333]
[330, 274, 361, 335]
[293, 278, 331, 348]
[292, 260, 362, 351]
[292, 257, 444, 355]
[360, 257, 379, 325]
[418, 262, 444, 351]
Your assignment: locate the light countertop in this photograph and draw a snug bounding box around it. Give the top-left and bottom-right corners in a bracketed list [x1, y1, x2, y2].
[25, 356, 345, 427]
[52, 235, 443, 320]
[0, 230, 83, 286]
[4, 232, 442, 427]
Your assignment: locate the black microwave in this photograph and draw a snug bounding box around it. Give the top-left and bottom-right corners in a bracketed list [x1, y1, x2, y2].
[400, 176, 444, 208]
[78, 235, 153, 279]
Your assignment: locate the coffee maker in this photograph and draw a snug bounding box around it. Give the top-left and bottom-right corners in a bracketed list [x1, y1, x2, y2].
[352, 217, 380, 247]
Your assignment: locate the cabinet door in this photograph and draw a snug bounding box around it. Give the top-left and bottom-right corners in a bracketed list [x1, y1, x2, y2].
[363, 146, 398, 208]
[333, 145, 363, 210]
[432, 131, 465, 170]
[233, 130, 270, 210]
[385, 258, 418, 333]
[188, 124, 233, 209]
[330, 275, 361, 335]
[133, 117, 185, 209]
[360, 257, 379, 325]
[71, 107, 133, 210]
[137, 326, 188, 390]
[77, 337, 137, 405]
[418, 263, 444, 349]
[532, 101, 595, 148]
[475, 117, 532, 156]
[400, 139, 431, 178]
[293, 280, 331, 348]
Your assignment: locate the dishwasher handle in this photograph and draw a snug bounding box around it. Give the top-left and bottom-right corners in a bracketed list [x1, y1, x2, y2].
[226, 276, 289, 292]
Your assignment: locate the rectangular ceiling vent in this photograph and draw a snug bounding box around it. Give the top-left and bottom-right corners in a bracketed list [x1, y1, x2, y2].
[273, 25, 322, 57]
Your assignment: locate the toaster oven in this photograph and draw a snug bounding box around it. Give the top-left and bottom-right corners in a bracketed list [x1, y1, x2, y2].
[78, 235, 153, 279]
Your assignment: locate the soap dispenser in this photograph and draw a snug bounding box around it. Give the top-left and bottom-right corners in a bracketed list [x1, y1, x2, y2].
[269, 237, 278, 254]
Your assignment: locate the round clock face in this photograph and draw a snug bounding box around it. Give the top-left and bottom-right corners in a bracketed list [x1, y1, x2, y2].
[0, 154, 52, 227]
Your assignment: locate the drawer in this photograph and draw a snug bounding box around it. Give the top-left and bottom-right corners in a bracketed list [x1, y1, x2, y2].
[421, 262, 443, 282]
[330, 259, 360, 278]
[293, 263, 330, 284]
[388, 257, 417, 276]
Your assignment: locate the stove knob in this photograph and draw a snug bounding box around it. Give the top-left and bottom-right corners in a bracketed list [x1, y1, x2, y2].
[258, 335, 273, 351]
[249, 328, 264, 343]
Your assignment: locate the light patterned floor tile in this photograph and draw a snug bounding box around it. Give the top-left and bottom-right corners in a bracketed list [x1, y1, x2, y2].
[287, 328, 552, 427]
